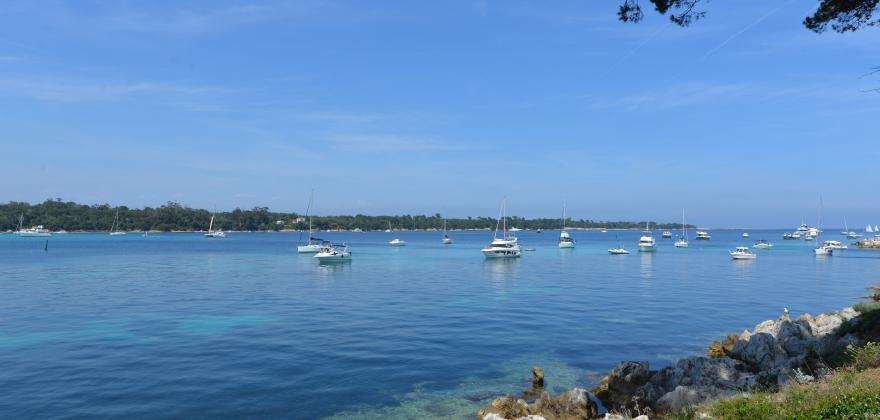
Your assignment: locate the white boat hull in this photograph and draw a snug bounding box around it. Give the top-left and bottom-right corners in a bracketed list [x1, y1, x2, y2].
[558, 241, 575, 248]
[482, 249, 521, 258]
[730, 253, 756, 260]
[315, 252, 351, 261]
[297, 244, 322, 253]
[16, 232, 51, 237]
[814, 247, 832, 256]
[608, 249, 629, 255]
[638, 245, 656, 252]
[442, 238, 453, 244]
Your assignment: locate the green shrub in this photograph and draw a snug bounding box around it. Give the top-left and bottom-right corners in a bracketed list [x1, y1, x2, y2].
[854, 301, 880, 314]
[846, 342, 880, 371]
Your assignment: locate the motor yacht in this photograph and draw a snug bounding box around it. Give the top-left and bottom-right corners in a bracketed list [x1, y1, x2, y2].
[752, 240, 773, 249]
[662, 230, 672, 238]
[742, 232, 749, 238]
[814, 245, 833, 256]
[638, 223, 656, 252]
[695, 230, 711, 240]
[16, 225, 52, 237]
[482, 198, 521, 259]
[389, 238, 406, 246]
[730, 246, 756, 260]
[314, 242, 351, 261]
[821, 240, 847, 250]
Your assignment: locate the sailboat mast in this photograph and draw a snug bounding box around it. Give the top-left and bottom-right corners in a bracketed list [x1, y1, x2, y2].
[503, 199, 507, 239]
[208, 215, 214, 233]
[561, 201, 566, 231]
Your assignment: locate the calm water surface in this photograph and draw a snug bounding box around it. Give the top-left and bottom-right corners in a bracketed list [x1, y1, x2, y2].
[1, 230, 878, 418]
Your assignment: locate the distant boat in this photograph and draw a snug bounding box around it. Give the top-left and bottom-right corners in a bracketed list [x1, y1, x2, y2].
[814, 195, 832, 256]
[297, 191, 320, 252]
[822, 240, 847, 250]
[868, 224, 875, 234]
[442, 219, 453, 244]
[752, 240, 773, 249]
[674, 209, 689, 248]
[730, 246, 756, 260]
[600, 228, 608, 233]
[742, 232, 749, 238]
[661, 230, 672, 238]
[15, 214, 52, 237]
[695, 229, 711, 240]
[385, 221, 392, 233]
[509, 227, 522, 232]
[109, 208, 127, 236]
[638, 222, 656, 252]
[797, 219, 809, 232]
[558, 201, 574, 249]
[482, 198, 521, 258]
[609, 234, 629, 254]
[314, 241, 351, 261]
[205, 214, 227, 238]
[536, 229, 543, 234]
[389, 238, 406, 246]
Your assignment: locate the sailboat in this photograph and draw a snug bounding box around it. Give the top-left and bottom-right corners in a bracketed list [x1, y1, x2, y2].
[608, 234, 630, 254]
[482, 198, 521, 258]
[814, 196, 832, 256]
[442, 219, 453, 244]
[674, 209, 689, 248]
[296, 191, 320, 251]
[385, 221, 392, 233]
[15, 214, 52, 237]
[868, 224, 875, 234]
[109, 208, 127, 235]
[558, 201, 575, 248]
[205, 214, 227, 238]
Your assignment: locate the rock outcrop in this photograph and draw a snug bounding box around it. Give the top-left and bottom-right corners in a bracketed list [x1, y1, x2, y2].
[478, 305, 867, 419]
[592, 307, 861, 415]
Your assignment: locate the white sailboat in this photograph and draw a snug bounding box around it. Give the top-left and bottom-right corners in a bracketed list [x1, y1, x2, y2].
[442, 219, 453, 244]
[674, 209, 689, 248]
[608, 234, 630, 254]
[314, 241, 351, 261]
[868, 224, 875, 234]
[205, 214, 227, 238]
[558, 201, 575, 248]
[482, 198, 521, 258]
[814, 196, 832, 256]
[109, 208, 127, 235]
[297, 191, 320, 252]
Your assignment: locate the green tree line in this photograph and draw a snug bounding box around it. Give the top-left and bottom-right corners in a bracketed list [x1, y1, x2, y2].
[2, 199, 692, 232]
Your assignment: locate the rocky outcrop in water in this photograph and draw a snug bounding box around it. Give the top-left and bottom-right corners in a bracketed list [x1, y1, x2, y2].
[478, 306, 866, 419]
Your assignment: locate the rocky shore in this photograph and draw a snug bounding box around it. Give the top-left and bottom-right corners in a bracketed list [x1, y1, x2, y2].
[478, 298, 877, 420]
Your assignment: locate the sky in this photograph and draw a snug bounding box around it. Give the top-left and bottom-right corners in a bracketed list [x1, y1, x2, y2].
[1, 0, 878, 228]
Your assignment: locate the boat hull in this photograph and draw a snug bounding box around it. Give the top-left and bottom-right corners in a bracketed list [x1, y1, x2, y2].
[16, 232, 51, 237]
[297, 244, 321, 253]
[730, 253, 756, 260]
[482, 249, 521, 258]
[638, 245, 656, 252]
[558, 242, 575, 249]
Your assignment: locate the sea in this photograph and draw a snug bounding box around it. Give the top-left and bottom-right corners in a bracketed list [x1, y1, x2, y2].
[1, 229, 877, 418]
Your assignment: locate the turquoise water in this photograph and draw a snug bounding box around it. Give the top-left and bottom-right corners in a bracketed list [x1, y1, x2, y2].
[1, 230, 877, 418]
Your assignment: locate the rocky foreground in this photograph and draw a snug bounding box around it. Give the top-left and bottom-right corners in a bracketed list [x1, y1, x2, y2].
[478, 304, 870, 419]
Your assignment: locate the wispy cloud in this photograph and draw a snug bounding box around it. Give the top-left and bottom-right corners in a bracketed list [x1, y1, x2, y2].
[322, 133, 469, 153]
[0, 77, 235, 102]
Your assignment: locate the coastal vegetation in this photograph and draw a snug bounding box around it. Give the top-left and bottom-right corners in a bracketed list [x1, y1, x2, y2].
[0, 199, 691, 232]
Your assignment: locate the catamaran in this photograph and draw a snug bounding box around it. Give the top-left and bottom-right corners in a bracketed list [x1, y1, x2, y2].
[558, 201, 574, 248]
[638, 222, 656, 252]
[482, 198, 521, 258]
[297, 191, 321, 252]
[205, 214, 226, 238]
[109, 208, 127, 235]
[442, 219, 453, 244]
[674, 209, 689, 248]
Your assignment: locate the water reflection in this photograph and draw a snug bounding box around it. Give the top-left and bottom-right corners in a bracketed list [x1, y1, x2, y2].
[639, 251, 654, 281]
[482, 258, 520, 284]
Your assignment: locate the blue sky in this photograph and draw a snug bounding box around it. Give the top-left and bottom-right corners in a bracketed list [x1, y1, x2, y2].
[1, 1, 878, 227]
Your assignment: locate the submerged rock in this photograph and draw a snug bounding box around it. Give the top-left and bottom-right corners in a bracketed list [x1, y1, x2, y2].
[477, 388, 598, 420]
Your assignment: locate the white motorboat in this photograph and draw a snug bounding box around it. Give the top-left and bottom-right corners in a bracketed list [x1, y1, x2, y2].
[742, 232, 749, 238]
[389, 238, 406, 246]
[821, 240, 847, 250]
[730, 246, 756, 260]
[752, 240, 773, 249]
[509, 227, 522, 232]
[442, 219, 453, 244]
[695, 230, 711, 240]
[797, 220, 809, 232]
[814, 245, 833, 256]
[109, 208, 127, 236]
[297, 191, 320, 252]
[600, 229, 608, 233]
[482, 198, 521, 259]
[638, 223, 656, 252]
[15, 215, 52, 237]
[314, 242, 351, 261]
[662, 230, 672, 238]
[847, 232, 863, 239]
[675, 209, 689, 248]
[558, 202, 575, 248]
[783, 232, 796, 240]
[205, 214, 226, 238]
